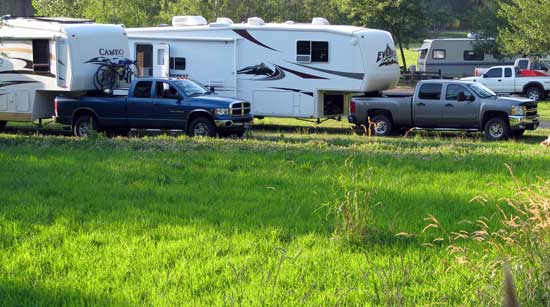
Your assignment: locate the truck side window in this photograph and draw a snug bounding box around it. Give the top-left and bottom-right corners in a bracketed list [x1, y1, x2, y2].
[446, 85, 474, 101]
[418, 84, 442, 100]
[432, 49, 446, 60]
[505, 68, 512, 78]
[155, 82, 180, 99]
[32, 39, 50, 73]
[134, 81, 152, 98]
[485, 68, 502, 78]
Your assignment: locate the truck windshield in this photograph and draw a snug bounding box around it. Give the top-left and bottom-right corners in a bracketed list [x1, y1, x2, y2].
[173, 80, 209, 96]
[468, 83, 496, 99]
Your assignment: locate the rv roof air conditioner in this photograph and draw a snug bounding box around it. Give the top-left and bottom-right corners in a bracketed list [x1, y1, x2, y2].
[209, 17, 234, 27]
[172, 16, 208, 27]
[312, 17, 330, 25]
[247, 17, 265, 26]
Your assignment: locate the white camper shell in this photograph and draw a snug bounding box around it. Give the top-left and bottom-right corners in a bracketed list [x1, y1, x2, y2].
[0, 17, 129, 122]
[415, 38, 515, 78]
[127, 16, 400, 119]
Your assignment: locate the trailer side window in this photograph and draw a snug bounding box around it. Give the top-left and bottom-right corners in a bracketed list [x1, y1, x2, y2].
[296, 41, 329, 63]
[432, 49, 446, 60]
[134, 81, 152, 98]
[170, 57, 186, 70]
[418, 84, 442, 100]
[32, 40, 50, 73]
[464, 50, 484, 61]
[419, 49, 428, 59]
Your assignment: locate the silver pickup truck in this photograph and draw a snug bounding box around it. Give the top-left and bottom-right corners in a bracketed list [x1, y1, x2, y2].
[348, 80, 539, 140]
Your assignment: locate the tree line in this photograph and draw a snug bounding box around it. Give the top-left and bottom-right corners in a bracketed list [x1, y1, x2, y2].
[32, 0, 550, 68]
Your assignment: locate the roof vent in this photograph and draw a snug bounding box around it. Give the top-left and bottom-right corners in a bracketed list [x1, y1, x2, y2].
[247, 17, 265, 26]
[172, 16, 207, 27]
[285, 20, 295, 24]
[210, 17, 233, 27]
[312, 17, 330, 25]
[216, 17, 234, 25]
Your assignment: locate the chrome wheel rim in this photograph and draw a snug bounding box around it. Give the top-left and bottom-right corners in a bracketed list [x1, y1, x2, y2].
[78, 121, 91, 137]
[374, 121, 388, 135]
[193, 122, 210, 137]
[489, 122, 504, 138]
[528, 90, 540, 101]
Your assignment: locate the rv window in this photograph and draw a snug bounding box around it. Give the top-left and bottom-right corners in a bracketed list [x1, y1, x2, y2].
[464, 50, 484, 61]
[419, 49, 427, 60]
[432, 49, 446, 60]
[134, 81, 152, 98]
[170, 57, 186, 70]
[311, 41, 329, 62]
[505, 68, 512, 78]
[32, 40, 50, 73]
[418, 84, 442, 100]
[485, 68, 502, 78]
[296, 41, 329, 63]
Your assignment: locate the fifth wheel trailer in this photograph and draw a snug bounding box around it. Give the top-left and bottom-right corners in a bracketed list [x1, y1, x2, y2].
[126, 16, 400, 119]
[0, 16, 129, 126]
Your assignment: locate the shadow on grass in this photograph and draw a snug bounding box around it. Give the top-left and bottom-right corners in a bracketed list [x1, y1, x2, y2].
[0, 280, 132, 307]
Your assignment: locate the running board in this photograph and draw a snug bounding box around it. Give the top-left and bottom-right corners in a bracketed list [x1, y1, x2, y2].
[409, 127, 479, 132]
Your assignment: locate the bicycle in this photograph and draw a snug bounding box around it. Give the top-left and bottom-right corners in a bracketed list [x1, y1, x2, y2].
[93, 58, 137, 92]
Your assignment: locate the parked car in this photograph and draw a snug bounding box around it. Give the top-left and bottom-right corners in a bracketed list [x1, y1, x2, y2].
[54, 78, 253, 137]
[348, 80, 539, 140]
[462, 66, 550, 101]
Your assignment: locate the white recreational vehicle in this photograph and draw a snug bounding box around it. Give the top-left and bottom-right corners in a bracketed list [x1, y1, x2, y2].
[415, 38, 515, 77]
[0, 17, 129, 126]
[127, 16, 400, 119]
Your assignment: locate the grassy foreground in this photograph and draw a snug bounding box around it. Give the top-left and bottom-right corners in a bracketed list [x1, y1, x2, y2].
[0, 127, 549, 306]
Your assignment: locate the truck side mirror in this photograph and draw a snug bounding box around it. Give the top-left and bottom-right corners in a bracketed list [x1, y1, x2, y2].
[457, 92, 466, 102]
[209, 86, 216, 93]
[468, 95, 475, 102]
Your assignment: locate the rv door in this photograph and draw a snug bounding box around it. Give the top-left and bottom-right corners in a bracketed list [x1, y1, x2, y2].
[153, 44, 170, 78]
[56, 39, 68, 88]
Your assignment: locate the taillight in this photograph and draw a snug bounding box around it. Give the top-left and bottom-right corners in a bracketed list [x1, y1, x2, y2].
[350, 100, 356, 114]
[54, 98, 58, 117]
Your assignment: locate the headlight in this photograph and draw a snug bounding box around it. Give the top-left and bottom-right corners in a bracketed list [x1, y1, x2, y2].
[511, 106, 525, 116]
[215, 108, 229, 116]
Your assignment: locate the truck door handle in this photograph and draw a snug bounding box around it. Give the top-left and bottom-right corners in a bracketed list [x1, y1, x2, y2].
[416, 102, 426, 106]
[498, 79, 502, 82]
[445, 103, 454, 107]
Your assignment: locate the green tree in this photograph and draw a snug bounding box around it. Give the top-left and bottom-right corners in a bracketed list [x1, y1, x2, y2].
[498, 0, 550, 55]
[336, 0, 428, 69]
[32, 0, 85, 18]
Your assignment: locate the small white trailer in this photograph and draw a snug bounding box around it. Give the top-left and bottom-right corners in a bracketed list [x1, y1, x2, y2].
[126, 16, 400, 119]
[0, 17, 129, 126]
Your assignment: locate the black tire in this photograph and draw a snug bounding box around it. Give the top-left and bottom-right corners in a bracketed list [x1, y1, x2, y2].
[369, 114, 393, 136]
[73, 115, 98, 137]
[525, 86, 545, 101]
[484, 117, 510, 141]
[0, 121, 7, 130]
[187, 117, 216, 137]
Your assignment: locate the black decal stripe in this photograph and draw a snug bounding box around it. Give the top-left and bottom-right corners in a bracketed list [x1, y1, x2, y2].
[0, 81, 40, 88]
[0, 70, 56, 78]
[292, 63, 364, 80]
[302, 92, 314, 97]
[233, 29, 280, 52]
[269, 87, 314, 97]
[276, 65, 328, 80]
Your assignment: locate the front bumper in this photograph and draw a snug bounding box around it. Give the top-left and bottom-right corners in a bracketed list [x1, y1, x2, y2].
[214, 116, 253, 130]
[509, 115, 540, 131]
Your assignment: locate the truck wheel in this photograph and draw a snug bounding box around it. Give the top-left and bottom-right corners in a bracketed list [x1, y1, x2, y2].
[484, 117, 510, 141]
[370, 115, 393, 136]
[188, 117, 216, 137]
[73, 115, 98, 137]
[525, 86, 544, 101]
[0, 121, 6, 130]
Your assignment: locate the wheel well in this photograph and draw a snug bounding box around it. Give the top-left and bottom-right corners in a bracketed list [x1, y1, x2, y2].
[523, 82, 544, 93]
[187, 111, 213, 126]
[72, 109, 98, 126]
[482, 111, 508, 127]
[367, 109, 393, 123]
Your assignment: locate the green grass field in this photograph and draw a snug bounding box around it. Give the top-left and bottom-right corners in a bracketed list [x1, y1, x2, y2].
[0, 121, 549, 306]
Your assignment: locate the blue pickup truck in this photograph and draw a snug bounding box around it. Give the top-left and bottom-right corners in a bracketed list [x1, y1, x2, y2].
[54, 78, 253, 137]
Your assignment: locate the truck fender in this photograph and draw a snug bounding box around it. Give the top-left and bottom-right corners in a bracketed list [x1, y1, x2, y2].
[71, 108, 100, 126]
[186, 109, 214, 123]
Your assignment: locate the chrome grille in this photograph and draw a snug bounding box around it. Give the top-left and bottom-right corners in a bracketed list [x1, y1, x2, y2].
[230, 102, 251, 116]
